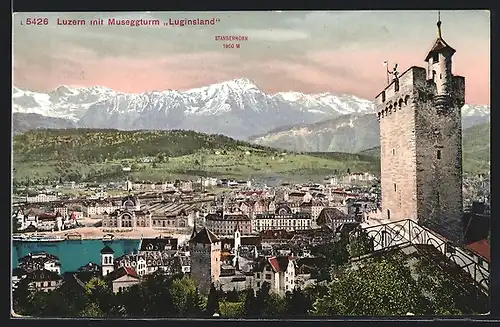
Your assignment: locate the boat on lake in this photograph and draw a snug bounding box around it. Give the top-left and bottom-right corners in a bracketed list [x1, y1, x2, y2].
[102, 233, 115, 241]
[12, 234, 65, 242]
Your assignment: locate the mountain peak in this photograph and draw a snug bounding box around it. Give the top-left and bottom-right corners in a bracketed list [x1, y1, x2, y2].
[221, 77, 260, 91]
[231, 77, 255, 85]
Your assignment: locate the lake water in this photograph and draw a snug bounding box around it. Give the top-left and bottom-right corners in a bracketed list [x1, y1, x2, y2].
[12, 239, 141, 274]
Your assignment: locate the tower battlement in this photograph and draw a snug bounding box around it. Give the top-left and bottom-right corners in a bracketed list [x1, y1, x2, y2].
[375, 67, 465, 122]
[375, 66, 426, 121]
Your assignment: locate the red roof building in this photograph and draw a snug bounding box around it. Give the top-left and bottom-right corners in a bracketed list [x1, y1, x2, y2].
[465, 239, 490, 263]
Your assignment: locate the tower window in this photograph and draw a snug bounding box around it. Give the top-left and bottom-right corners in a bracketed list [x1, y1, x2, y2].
[440, 73, 442, 79]
[437, 150, 441, 160]
[437, 192, 440, 205]
[432, 53, 439, 63]
[394, 80, 399, 92]
[394, 183, 397, 192]
[392, 149, 395, 155]
[381, 91, 386, 103]
[432, 70, 436, 81]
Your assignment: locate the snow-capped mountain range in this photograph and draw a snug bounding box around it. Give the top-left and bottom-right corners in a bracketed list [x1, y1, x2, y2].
[12, 78, 489, 140]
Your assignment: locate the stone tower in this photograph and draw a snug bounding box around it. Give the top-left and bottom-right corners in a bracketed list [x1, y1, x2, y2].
[189, 227, 221, 294]
[100, 245, 115, 277]
[375, 13, 465, 244]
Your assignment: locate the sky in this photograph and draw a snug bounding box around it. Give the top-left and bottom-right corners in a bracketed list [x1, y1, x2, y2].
[13, 10, 490, 105]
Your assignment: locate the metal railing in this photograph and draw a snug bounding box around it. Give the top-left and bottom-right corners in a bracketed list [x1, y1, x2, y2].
[362, 219, 489, 292]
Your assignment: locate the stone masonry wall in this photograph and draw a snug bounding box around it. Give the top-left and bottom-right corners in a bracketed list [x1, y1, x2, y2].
[375, 67, 422, 221]
[190, 243, 213, 294]
[414, 74, 464, 244]
[376, 66, 465, 244]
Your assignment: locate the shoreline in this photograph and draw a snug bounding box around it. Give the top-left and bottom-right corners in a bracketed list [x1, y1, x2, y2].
[15, 227, 192, 243]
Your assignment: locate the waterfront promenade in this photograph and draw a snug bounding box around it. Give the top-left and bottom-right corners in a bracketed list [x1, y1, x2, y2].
[19, 227, 192, 244]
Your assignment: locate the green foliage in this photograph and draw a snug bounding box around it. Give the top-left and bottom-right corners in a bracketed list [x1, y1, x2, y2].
[462, 122, 490, 175]
[219, 301, 244, 317]
[13, 257, 487, 318]
[312, 251, 488, 316]
[169, 275, 205, 316]
[313, 254, 427, 316]
[311, 233, 350, 281]
[347, 229, 375, 258]
[413, 257, 488, 314]
[79, 302, 105, 317]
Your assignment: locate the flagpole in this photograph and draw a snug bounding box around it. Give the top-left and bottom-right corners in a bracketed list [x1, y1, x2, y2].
[383, 61, 389, 85]
[386, 61, 389, 85]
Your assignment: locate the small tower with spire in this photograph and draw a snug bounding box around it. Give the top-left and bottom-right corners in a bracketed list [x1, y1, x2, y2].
[425, 11, 456, 104]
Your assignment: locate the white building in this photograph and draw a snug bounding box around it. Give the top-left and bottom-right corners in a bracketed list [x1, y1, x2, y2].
[252, 256, 296, 296]
[26, 193, 58, 203]
[53, 206, 68, 217]
[253, 204, 312, 232]
[83, 201, 121, 217]
[196, 177, 219, 187]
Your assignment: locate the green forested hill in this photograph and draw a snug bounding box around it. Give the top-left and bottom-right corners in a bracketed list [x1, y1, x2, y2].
[13, 129, 271, 162]
[12, 129, 380, 185]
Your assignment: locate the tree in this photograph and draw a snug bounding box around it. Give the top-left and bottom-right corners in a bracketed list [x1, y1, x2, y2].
[169, 276, 202, 317]
[347, 168, 351, 175]
[312, 234, 350, 282]
[205, 283, 220, 316]
[242, 287, 257, 317]
[83, 277, 115, 315]
[226, 288, 239, 302]
[347, 229, 374, 258]
[285, 288, 312, 317]
[262, 293, 286, 317]
[79, 302, 105, 317]
[312, 254, 428, 316]
[255, 282, 271, 316]
[413, 257, 488, 314]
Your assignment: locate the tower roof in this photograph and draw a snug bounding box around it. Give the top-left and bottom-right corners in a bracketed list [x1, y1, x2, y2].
[189, 227, 220, 245]
[425, 11, 456, 62]
[100, 245, 114, 254]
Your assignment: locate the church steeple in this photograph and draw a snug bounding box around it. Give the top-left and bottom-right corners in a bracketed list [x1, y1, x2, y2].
[190, 221, 198, 239]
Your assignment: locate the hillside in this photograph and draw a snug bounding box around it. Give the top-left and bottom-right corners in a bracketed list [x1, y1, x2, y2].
[13, 113, 76, 135]
[250, 114, 380, 153]
[357, 123, 490, 175]
[12, 129, 380, 185]
[250, 105, 489, 153]
[13, 129, 271, 162]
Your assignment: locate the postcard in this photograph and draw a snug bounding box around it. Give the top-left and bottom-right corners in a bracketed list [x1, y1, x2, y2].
[11, 10, 490, 318]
